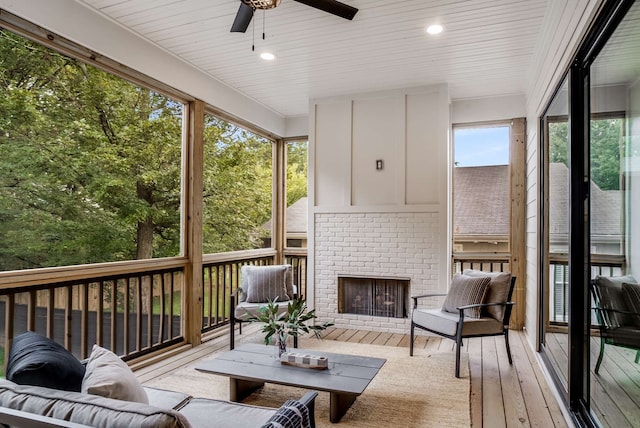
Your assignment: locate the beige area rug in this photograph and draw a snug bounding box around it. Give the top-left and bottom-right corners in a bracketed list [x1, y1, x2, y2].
[144, 339, 471, 428]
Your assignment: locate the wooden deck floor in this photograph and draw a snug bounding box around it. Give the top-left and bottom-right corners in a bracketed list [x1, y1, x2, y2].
[545, 332, 640, 427]
[134, 326, 569, 427]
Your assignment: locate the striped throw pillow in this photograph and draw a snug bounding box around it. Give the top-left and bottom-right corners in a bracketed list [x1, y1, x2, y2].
[442, 274, 491, 318]
[244, 265, 289, 303]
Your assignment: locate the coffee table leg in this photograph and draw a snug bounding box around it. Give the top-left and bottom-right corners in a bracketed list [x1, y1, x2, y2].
[330, 392, 358, 423]
[230, 377, 264, 401]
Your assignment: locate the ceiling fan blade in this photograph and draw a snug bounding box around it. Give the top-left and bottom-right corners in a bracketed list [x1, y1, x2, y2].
[231, 2, 254, 33]
[294, 0, 358, 20]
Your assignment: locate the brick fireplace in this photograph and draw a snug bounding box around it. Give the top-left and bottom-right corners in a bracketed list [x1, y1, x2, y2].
[313, 212, 441, 334]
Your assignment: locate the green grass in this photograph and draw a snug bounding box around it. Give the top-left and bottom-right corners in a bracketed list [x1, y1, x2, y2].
[152, 291, 182, 315]
[149, 289, 234, 319]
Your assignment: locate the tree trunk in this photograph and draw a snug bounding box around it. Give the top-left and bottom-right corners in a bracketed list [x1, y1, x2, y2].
[136, 181, 154, 314]
[136, 218, 154, 260]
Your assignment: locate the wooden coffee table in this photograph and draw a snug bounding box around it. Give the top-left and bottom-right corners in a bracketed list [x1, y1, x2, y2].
[195, 343, 385, 423]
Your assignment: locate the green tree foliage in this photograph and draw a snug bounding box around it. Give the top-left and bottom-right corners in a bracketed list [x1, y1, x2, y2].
[202, 116, 274, 253]
[590, 118, 623, 191]
[0, 29, 308, 272]
[286, 141, 308, 207]
[548, 118, 623, 190]
[0, 30, 182, 270]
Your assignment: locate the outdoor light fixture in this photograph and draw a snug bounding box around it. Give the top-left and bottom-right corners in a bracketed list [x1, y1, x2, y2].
[426, 24, 443, 35]
[260, 52, 276, 60]
[241, 0, 281, 9]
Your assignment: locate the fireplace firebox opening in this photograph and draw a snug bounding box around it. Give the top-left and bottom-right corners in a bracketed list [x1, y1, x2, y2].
[338, 276, 409, 318]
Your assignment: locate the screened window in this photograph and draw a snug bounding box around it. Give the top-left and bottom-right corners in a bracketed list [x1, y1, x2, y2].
[452, 125, 510, 253]
[285, 140, 308, 249]
[0, 29, 184, 271]
[202, 115, 273, 253]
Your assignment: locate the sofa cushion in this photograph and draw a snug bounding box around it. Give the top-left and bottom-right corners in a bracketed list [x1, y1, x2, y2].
[144, 386, 192, 410]
[6, 331, 86, 392]
[239, 265, 294, 303]
[244, 265, 290, 303]
[177, 397, 275, 428]
[413, 308, 504, 337]
[261, 399, 311, 428]
[442, 274, 491, 318]
[0, 379, 191, 428]
[82, 344, 148, 404]
[463, 269, 513, 321]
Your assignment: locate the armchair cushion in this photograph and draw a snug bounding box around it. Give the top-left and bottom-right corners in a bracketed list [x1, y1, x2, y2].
[6, 331, 86, 392]
[442, 274, 491, 318]
[241, 265, 292, 303]
[594, 275, 637, 327]
[234, 300, 291, 321]
[412, 308, 504, 337]
[463, 269, 512, 321]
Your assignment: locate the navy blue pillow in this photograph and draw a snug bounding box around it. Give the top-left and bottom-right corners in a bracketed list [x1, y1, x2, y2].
[6, 331, 86, 392]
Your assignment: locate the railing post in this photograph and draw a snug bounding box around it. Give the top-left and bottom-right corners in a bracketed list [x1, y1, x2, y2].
[510, 117, 526, 330]
[184, 99, 204, 345]
[274, 139, 286, 265]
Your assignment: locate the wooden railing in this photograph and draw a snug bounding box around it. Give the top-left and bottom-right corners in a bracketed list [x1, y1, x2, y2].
[200, 250, 308, 334]
[548, 253, 625, 324]
[285, 249, 308, 300]
[0, 260, 186, 366]
[0, 250, 308, 368]
[452, 253, 512, 274]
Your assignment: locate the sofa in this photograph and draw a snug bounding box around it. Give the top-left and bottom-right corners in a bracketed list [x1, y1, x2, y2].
[0, 332, 317, 428]
[0, 380, 317, 428]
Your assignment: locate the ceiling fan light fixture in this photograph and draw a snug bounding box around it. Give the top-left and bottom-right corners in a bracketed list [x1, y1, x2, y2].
[242, 0, 281, 10]
[426, 24, 443, 35]
[260, 52, 276, 60]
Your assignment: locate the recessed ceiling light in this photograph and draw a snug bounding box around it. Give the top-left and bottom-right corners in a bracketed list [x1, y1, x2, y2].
[426, 24, 443, 35]
[260, 52, 276, 61]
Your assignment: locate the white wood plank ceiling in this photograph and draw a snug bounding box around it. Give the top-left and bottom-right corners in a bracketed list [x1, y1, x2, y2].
[76, 0, 550, 117]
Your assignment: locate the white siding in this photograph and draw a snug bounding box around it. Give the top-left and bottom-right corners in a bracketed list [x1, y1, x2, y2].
[523, 0, 603, 348]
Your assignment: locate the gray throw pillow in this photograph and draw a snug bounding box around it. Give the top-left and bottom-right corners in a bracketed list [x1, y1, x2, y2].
[622, 282, 640, 328]
[243, 265, 290, 303]
[442, 274, 491, 319]
[463, 269, 512, 321]
[82, 344, 149, 404]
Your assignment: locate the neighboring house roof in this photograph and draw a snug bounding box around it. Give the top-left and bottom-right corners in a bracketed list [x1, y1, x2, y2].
[549, 162, 622, 243]
[453, 165, 510, 237]
[262, 197, 308, 238]
[284, 197, 308, 236]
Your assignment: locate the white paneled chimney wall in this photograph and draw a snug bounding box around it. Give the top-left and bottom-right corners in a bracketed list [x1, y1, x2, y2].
[309, 85, 451, 333]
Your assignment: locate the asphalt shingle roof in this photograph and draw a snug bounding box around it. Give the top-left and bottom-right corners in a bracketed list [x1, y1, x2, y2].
[453, 165, 510, 236]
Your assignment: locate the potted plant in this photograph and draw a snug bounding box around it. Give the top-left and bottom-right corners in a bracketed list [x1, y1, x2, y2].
[247, 297, 334, 357]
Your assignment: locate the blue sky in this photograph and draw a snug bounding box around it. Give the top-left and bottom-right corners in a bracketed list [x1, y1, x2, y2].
[454, 126, 510, 167]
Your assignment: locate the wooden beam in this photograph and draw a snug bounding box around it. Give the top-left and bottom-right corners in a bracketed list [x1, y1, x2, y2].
[274, 139, 286, 264]
[510, 118, 526, 330]
[184, 99, 205, 345]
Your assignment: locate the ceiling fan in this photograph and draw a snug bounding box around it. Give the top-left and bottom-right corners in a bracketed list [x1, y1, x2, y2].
[231, 0, 359, 33]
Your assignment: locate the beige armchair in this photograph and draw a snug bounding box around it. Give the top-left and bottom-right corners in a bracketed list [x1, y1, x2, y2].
[410, 270, 516, 378]
[229, 264, 297, 350]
